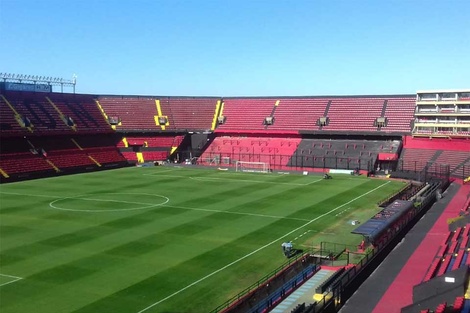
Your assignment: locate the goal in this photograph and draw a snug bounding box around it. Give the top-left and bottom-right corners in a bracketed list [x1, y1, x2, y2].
[235, 161, 270, 173]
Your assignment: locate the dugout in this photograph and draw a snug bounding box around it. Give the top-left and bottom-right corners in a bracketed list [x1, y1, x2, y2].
[351, 200, 415, 246]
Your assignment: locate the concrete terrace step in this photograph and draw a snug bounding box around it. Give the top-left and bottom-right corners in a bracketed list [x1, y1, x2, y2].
[270, 269, 337, 313]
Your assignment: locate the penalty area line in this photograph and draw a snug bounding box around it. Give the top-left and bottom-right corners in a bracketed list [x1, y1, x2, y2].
[141, 168, 183, 175]
[135, 180, 391, 313]
[142, 173, 189, 178]
[189, 176, 322, 186]
[142, 174, 322, 186]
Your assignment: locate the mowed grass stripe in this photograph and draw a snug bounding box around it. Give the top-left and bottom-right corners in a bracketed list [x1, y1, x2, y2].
[223, 176, 370, 216]
[0, 173, 312, 261]
[0, 173, 326, 276]
[1, 204, 242, 271]
[66, 181, 394, 313]
[0, 168, 403, 313]
[146, 181, 397, 313]
[136, 182, 396, 313]
[0, 178, 390, 310]
[1, 211, 292, 312]
[163, 174, 316, 209]
[1, 209, 303, 311]
[0, 169, 322, 254]
[0, 173, 310, 312]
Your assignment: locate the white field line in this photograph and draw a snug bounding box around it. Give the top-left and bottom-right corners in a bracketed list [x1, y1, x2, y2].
[335, 207, 351, 217]
[0, 192, 167, 207]
[135, 180, 392, 313]
[144, 168, 182, 174]
[64, 198, 163, 206]
[293, 230, 311, 241]
[305, 178, 324, 185]
[163, 204, 310, 222]
[143, 173, 322, 186]
[0, 273, 23, 287]
[189, 176, 322, 186]
[142, 174, 188, 178]
[0, 191, 309, 222]
[48, 194, 170, 212]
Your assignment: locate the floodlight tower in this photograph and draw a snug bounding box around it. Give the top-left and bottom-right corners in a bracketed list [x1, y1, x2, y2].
[72, 74, 77, 93]
[0, 72, 77, 93]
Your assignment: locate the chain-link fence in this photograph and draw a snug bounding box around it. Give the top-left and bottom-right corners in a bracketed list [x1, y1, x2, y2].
[462, 164, 470, 184]
[196, 151, 376, 172]
[394, 160, 450, 184]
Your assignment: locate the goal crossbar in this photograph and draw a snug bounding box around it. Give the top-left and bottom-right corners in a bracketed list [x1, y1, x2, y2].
[235, 161, 270, 173]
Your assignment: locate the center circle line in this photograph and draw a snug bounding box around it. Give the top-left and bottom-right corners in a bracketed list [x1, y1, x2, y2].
[49, 193, 170, 213]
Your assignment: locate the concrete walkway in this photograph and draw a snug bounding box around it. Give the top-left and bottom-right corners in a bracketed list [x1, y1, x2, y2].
[339, 182, 468, 313]
[270, 268, 337, 313]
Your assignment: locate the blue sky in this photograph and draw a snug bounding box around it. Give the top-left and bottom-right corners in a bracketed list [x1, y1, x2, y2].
[1, 0, 469, 96]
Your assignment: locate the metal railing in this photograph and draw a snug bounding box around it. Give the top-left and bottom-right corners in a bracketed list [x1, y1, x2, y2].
[209, 252, 314, 313]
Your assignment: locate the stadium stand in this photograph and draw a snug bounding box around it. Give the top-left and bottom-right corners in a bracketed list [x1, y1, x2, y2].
[268, 98, 328, 130]
[120, 151, 138, 162]
[72, 134, 123, 148]
[159, 97, 218, 131]
[46, 93, 111, 132]
[1, 85, 470, 313]
[24, 135, 126, 169]
[217, 98, 278, 131]
[98, 96, 160, 130]
[140, 151, 167, 161]
[0, 94, 31, 135]
[0, 100, 126, 178]
[1, 91, 111, 134]
[98, 96, 219, 132]
[1, 91, 74, 133]
[287, 139, 401, 171]
[398, 148, 438, 172]
[71, 136, 127, 165]
[215, 95, 416, 133]
[122, 135, 183, 148]
[0, 151, 55, 174]
[434, 151, 470, 178]
[45, 148, 96, 168]
[117, 135, 184, 162]
[198, 136, 301, 169]
[84, 147, 126, 164]
[323, 97, 384, 131]
[398, 136, 470, 177]
[383, 97, 416, 132]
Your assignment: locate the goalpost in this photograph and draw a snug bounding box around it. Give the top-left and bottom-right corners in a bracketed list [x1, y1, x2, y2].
[235, 161, 270, 173]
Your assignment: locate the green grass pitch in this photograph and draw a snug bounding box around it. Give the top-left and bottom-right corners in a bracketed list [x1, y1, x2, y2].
[0, 167, 405, 313]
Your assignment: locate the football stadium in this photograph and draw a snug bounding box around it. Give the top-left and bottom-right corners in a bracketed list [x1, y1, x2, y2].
[1, 1, 470, 312]
[0, 75, 469, 313]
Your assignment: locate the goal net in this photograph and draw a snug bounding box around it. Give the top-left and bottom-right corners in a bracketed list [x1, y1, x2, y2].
[235, 161, 270, 173]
